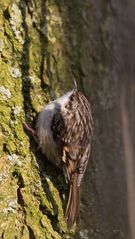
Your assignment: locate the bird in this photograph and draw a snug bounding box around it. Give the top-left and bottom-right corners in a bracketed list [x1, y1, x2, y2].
[24, 84, 93, 228]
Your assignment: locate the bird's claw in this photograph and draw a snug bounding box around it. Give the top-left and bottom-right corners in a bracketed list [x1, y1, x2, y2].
[23, 122, 40, 147]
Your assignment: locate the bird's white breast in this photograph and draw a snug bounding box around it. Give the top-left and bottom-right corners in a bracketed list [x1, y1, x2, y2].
[36, 90, 73, 165]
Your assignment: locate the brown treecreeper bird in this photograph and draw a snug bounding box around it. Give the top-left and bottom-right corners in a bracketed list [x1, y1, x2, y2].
[24, 85, 93, 228]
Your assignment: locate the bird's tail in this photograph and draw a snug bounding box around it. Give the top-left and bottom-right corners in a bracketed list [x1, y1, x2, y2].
[65, 172, 80, 228]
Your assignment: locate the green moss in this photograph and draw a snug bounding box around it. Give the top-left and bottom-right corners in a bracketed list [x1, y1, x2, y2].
[0, 1, 11, 10]
[21, 225, 29, 239]
[14, 123, 25, 140]
[5, 138, 17, 153]
[41, 215, 62, 239]
[0, 0, 83, 238]
[1, 216, 16, 239]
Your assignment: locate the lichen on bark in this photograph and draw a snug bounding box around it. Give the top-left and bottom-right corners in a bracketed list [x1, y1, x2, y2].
[0, 0, 77, 238]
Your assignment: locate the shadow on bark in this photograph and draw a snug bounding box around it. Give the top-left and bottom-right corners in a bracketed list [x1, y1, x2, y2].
[19, 0, 32, 119]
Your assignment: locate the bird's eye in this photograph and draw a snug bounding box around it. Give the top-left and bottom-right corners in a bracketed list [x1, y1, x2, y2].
[70, 95, 74, 101]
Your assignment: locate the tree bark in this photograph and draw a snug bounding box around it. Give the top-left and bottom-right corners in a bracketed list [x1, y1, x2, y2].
[0, 0, 132, 238]
[0, 1, 73, 238]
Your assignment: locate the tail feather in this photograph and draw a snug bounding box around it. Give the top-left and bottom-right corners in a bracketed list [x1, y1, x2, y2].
[65, 172, 80, 228]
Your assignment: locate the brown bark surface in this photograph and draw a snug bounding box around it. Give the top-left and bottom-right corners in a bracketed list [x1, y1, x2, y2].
[0, 0, 134, 238]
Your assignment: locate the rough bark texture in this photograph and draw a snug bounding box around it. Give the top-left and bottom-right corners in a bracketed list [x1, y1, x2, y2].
[0, 0, 132, 238]
[0, 1, 74, 238]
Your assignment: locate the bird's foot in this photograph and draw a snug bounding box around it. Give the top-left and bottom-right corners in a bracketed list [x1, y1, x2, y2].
[23, 122, 40, 150]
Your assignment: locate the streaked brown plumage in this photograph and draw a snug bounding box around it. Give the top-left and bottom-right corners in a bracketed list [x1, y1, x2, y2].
[35, 89, 93, 228]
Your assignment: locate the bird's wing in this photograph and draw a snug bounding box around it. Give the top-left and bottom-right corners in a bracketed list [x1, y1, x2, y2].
[51, 110, 92, 185]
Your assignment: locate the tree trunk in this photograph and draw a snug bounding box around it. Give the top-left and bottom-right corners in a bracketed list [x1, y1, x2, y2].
[0, 0, 132, 238]
[0, 0, 74, 238]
